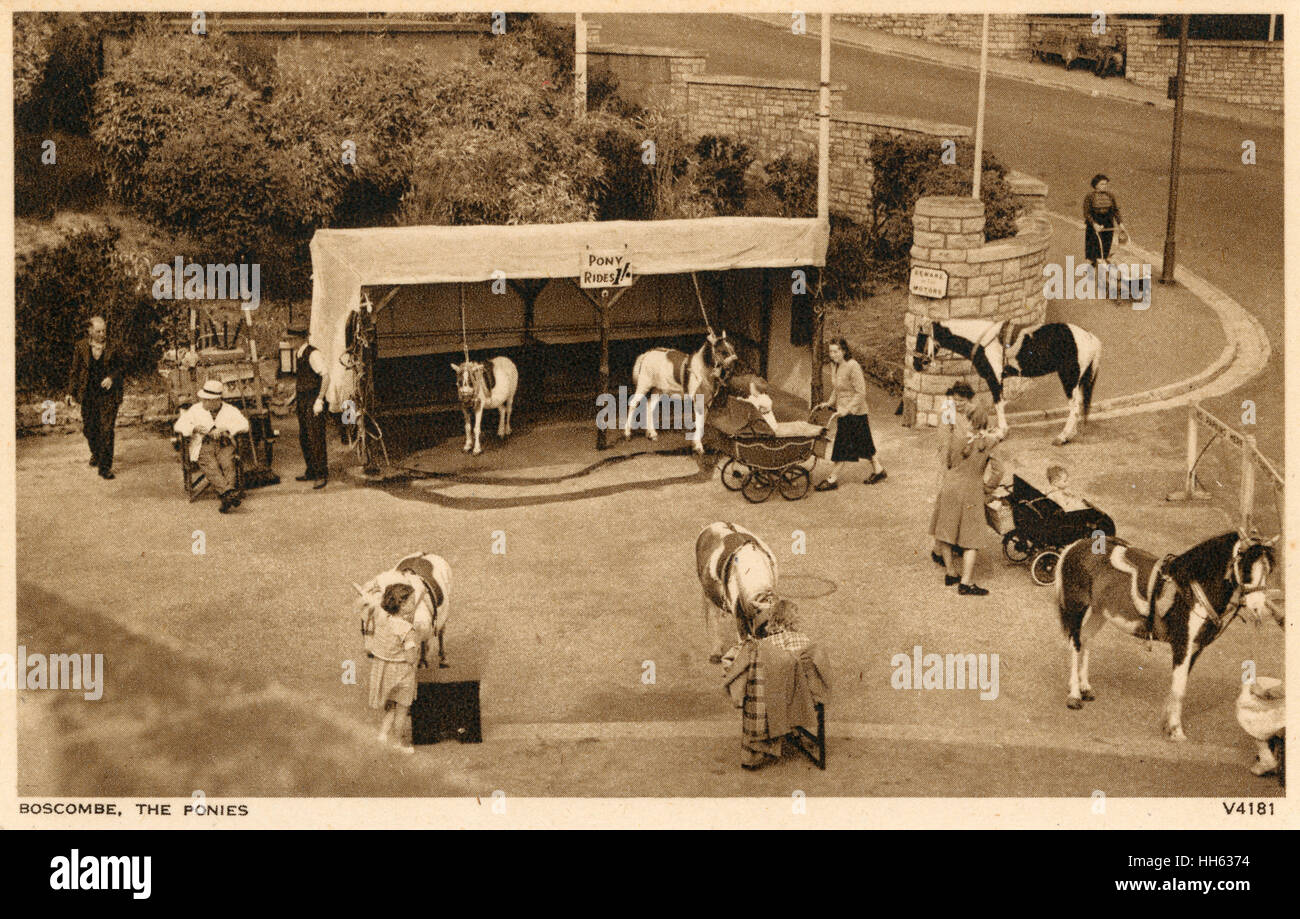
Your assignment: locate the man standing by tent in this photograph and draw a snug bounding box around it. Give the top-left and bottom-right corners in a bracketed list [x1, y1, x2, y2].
[65, 315, 124, 480]
[289, 323, 330, 489]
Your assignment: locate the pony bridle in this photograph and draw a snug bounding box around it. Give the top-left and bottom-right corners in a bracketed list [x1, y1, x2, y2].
[1192, 535, 1275, 627]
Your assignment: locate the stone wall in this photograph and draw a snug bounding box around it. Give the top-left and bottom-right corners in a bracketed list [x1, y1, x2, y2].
[588, 44, 707, 113]
[1124, 20, 1282, 113]
[902, 197, 1052, 427]
[102, 16, 489, 69]
[836, 13, 1032, 58]
[681, 73, 970, 224]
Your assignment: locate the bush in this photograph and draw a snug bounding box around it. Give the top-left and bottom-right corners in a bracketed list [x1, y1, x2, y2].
[867, 134, 1020, 285]
[91, 30, 259, 204]
[16, 226, 164, 392]
[744, 151, 818, 218]
[13, 14, 55, 113]
[15, 130, 104, 217]
[693, 135, 754, 216]
[18, 15, 105, 135]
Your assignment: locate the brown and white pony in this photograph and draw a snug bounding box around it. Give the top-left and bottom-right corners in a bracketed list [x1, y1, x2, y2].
[354, 552, 452, 668]
[695, 522, 780, 663]
[625, 332, 738, 453]
[451, 356, 518, 455]
[1056, 529, 1277, 740]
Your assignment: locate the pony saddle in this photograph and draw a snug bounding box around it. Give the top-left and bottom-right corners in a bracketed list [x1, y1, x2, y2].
[1107, 544, 1174, 623]
[396, 555, 445, 610]
[478, 362, 496, 394]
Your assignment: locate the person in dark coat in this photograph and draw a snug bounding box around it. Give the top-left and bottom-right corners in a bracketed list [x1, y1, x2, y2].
[65, 315, 124, 479]
[287, 323, 330, 489]
[928, 400, 1003, 596]
[1083, 174, 1128, 269]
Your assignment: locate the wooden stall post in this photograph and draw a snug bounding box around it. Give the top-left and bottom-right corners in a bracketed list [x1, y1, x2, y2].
[1241, 433, 1257, 532]
[1166, 402, 1211, 502]
[576, 280, 635, 451]
[597, 288, 611, 450]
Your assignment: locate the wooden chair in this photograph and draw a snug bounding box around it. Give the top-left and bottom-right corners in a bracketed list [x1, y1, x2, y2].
[789, 702, 826, 770]
[176, 431, 247, 502]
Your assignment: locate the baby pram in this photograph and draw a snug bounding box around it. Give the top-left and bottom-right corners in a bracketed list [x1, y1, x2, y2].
[986, 475, 1116, 585]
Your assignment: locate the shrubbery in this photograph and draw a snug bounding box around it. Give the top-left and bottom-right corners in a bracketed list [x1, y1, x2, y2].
[91, 31, 260, 205]
[16, 227, 165, 393]
[867, 134, 1019, 285]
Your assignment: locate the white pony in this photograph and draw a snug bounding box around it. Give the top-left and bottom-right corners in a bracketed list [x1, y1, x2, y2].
[451, 356, 518, 455]
[354, 552, 452, 668]
[695, 522, 780, 663]
[625, 333, 738, 454]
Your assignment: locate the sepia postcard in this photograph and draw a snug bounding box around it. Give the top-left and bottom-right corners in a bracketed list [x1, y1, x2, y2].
[3, 0, 1294, 837]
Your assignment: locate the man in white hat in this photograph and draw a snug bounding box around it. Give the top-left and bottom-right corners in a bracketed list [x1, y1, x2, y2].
[174, 379, 251, 513]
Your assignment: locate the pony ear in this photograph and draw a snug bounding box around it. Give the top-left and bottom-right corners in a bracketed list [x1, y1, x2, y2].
[451, 363, 461, 372]
[1264, 534, 1280, 546]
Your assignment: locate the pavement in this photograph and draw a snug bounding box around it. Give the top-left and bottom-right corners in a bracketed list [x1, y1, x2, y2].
[14, 361, 1284, 798]
[738, 13, 1282, 129]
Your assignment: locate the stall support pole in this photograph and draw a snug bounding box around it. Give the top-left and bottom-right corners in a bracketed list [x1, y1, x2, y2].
[1242, 434, 1257, 532]
[597, 289, 610, 450]
[576, 280, 635, 451]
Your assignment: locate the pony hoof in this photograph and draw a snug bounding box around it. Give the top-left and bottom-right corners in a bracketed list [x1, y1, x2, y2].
[646, 432, 658, 442]
[1080, 689, 1096, 702]
[462, 445, 472, 453]
[472, 447, 482, 456]
[708, 654, 723, 664]
[1052, 436, 1069, 446]
[1165, 727, 1187, 742]
[1251, 760, 1276, 777]
[1067, 696, 1084, 710]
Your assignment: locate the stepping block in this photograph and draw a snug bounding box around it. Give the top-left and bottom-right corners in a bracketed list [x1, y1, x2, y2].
[411, 669, 481, 745]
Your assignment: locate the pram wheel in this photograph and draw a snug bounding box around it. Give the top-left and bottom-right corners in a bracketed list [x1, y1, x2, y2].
[778, 466, 810, 500]
[1031, 550, 1060, 586]
[741, 470, 776, 503]
[1002, 531, 1032, 563]
[720, 459, 746, 491]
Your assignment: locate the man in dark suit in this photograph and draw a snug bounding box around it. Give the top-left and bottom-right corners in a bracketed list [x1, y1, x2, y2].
[65, 315, 124, 479]
[288, 323, 330, 489]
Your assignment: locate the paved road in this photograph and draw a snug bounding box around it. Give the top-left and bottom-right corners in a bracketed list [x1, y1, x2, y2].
[590, 14, 1284, 461]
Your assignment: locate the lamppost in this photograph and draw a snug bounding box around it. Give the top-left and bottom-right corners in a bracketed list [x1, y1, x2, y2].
[1160, 15, 1190, 285]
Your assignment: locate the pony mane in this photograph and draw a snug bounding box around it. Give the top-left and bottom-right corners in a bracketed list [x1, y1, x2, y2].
[1163, 531, 1245, 594]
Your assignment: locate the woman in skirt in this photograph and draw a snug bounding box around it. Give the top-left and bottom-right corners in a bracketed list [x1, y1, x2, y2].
[1083, 174, 1128, 270]
[813, 338, 886, 491]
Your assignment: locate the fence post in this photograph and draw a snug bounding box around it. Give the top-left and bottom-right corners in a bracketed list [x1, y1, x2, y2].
[1241, 433, 1257, 532]
[1166, 402, 1210, 502]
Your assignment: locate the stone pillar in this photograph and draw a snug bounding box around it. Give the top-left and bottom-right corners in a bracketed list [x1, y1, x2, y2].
[902, 194, 1052, 427]
[902, 196, 986, 428]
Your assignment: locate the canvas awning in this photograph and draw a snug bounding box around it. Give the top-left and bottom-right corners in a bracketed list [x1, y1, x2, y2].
[308, 216, 829, 407]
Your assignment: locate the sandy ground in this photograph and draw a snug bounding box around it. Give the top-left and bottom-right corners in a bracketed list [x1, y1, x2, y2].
[15, 390, 1284, 798]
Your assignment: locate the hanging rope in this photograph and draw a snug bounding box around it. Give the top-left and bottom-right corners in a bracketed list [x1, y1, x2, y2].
[459, 283, 470, 363]
[691, 272, 715, 336]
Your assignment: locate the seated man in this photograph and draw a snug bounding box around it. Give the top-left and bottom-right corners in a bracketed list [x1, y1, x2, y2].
[721, 599, 831, 770]
[174, 379, 250, 513]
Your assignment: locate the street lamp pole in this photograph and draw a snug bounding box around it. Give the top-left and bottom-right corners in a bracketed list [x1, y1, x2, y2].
[1161, 14, 1189, 285]
[972, 12, 989, 198]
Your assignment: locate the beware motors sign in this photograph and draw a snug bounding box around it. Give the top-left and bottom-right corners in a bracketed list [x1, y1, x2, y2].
[909, 266, 948, 299]
[581, 246, 634, 288]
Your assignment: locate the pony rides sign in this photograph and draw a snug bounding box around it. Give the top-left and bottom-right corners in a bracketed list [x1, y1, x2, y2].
[581, 246, 634, 288]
